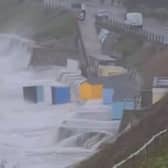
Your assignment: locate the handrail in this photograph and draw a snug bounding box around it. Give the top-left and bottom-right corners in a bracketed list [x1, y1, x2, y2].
[112, 129, 168, 168]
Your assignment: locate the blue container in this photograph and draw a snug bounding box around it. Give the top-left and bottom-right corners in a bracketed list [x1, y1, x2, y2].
[103, 88, 114, 104]
[112, 100, 135, 120]
[36, 86, 44, 103]
[124, 100, 135, 110]
[52, 86, 70, 104]
[112, 102, 125, 120]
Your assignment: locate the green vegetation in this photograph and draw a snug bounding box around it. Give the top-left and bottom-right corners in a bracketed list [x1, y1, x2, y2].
[138, 134, 168, 168]
[34, 12, 76, 40]
[112, 34, 144, 70]
[113, 34, 143, 56]
[0, 1, 76, 40]
[141, 154, 168, 168]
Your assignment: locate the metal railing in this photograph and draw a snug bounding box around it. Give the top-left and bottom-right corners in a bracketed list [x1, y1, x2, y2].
[112, 129, 168, 168]
[96, 18, 167, 46]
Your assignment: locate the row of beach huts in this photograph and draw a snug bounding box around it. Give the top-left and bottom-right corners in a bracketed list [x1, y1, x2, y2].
[19, 59, 136, 121]
[19, 59, 168, 121]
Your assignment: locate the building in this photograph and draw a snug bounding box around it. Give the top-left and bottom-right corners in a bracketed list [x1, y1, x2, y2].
[79, 82, 103, 100]
[152, 76, 168, 104]
[88, 74, 139, 101]
[88, 74, 140, 120]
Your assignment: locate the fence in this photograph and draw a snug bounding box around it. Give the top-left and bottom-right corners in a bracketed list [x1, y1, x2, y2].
[43, 0, 71, 8]
[96, 19, 167, 46]
[112, 129, 168, 168]
[43, 0, 84, 9]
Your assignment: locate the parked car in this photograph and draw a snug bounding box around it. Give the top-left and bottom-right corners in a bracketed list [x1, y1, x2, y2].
[124, 12, 143, 28]
[78, 10, 86, 21]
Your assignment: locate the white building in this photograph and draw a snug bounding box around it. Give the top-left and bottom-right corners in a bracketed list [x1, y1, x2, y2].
[152, 77, 168, 104]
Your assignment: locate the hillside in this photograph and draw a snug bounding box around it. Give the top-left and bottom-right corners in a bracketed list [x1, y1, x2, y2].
[103, 29, 168, 89]
[143, 48, 168, 88]
[0, 1, 76, 40]
[0, 1, 79, 66]
[136, 134, 168, 168]
[75, 95, 168, 168]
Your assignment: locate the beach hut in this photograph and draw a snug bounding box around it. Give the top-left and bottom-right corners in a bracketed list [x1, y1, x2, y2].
[51, 86, 70, 104]
[103, 88, 114, 104]
[92, 84, 103, 99]
[112, 99, 135, 120]
[79, 82, 103, 100]
[23, 86, 44, 103]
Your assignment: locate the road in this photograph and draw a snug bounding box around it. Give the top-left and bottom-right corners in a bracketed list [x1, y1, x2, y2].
[78, 7, 102, 58]
[78, 0, 123, 70]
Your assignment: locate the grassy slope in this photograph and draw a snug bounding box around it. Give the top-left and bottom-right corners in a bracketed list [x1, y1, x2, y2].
[134, 130, 168, 168]
[0, 1, 79, 66]
[140, 151, 168, 168]
[110, 33, 159, 73]
[113, 35, 143, 57]
[0, 1, 76, 40]
[112, 34, 144, 69]
[75, 95, 168, 168]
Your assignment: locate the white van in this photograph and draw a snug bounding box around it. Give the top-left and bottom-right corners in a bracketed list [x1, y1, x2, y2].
[124, 12, 143, 28]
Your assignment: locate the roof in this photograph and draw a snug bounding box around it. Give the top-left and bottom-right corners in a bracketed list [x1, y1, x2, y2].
[90, 54, 116, 61]
[21, 80, 67, 87]
[96, 9, 109, 17]
[126, 12, 143, 17]
[88, 74, 139, 101]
